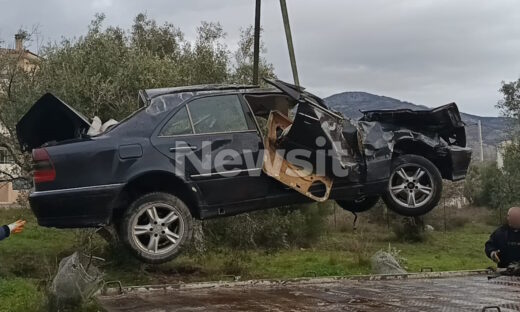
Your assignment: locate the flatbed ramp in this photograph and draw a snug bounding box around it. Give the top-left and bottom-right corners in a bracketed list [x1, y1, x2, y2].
[97, 272, 520, 311]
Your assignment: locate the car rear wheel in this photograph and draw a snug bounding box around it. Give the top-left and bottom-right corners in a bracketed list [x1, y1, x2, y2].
[336, 196, 380, 213]
[382, 155, 442, 216]
[119, 192, 193, 264]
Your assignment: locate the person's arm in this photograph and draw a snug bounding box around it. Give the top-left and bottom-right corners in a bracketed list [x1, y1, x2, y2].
[0, 224, 10, 241]
[0, 220, 26, 241]
[485, 228, 502, 262]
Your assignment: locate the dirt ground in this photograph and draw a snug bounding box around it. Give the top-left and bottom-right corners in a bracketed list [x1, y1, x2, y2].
[97, 274, 520, 312]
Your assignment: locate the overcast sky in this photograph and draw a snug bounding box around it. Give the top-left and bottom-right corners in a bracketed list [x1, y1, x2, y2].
[1, 0, 519, 117]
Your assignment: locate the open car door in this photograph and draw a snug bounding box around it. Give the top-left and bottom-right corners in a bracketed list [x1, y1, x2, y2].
[262, 79, 358, 202]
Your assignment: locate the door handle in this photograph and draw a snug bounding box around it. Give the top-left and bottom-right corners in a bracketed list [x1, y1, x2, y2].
[169, 145, 197, 152]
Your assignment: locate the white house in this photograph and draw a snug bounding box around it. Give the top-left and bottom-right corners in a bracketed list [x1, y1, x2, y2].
[0, 157, 18, 204]
[0, 33, 40, 204]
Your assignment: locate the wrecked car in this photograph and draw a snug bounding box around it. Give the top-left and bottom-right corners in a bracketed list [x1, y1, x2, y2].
[16, 79, 472, 263]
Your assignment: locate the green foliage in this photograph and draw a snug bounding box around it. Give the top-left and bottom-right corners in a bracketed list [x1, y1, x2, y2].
[392, 217, 428, 243]
[495, 76, 520, 208]
[131, 13, 184, 59]
[386, 244, 408, 268]
[231, 26, 276, 85]
[464, 162, 503, 207]
[201, 202, 331, 251]
[0, 207, 498, 311]
[497, 78, 520, 121]
[0, 279, 46, 312]
[464, 143, 520, 209]
[466, 75, 520, 209]
[461, 77, 520, 210]
[33, 14, 232, 121]
[490, 143, 520, 210]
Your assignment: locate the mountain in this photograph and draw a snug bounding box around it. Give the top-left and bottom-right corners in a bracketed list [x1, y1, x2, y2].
[325, 92, 512, 161]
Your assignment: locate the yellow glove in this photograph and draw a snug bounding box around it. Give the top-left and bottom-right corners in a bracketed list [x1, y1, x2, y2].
[8, 220, 26, 234]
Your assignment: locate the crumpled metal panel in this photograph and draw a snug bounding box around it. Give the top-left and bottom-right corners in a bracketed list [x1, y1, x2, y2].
[314, 108, 359, 172]
[263, 110, 333, 202]
[357, 121, 394, 158]
[261, 99, 466, 201]
[356, 121, 447, 159]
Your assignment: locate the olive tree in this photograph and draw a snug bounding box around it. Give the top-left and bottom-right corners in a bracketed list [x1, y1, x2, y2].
[0, 13, 275, 185]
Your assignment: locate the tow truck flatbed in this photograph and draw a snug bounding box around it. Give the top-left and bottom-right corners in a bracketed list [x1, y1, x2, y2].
[96, 270, 520, 311]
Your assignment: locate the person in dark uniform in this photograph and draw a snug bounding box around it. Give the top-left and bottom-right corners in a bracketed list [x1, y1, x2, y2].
[485, 207, 520, 268]
[0, 220, 26, 241]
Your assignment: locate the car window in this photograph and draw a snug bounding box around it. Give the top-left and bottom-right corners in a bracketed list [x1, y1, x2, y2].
[146, 92, 195, 116]
[160, 106, 193, 136]
[188, 95, 249, 134]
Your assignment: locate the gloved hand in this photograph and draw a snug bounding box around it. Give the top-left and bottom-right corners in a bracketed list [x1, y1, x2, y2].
[7, 220, 26, 234]
[490, 250, 501, 263]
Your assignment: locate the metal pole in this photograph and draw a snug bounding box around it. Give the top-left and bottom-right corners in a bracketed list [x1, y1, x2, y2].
[279, 0, 300, 87]
[478, 120, 484, 162]
[253, 0, 261, 85]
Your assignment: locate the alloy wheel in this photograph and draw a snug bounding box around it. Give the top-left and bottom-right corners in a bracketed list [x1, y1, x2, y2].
[131, 203, 184, 255]
[388, 164, 434, 209]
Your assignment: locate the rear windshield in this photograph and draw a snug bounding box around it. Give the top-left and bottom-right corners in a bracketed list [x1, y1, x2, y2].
[98, 92, 195, 135]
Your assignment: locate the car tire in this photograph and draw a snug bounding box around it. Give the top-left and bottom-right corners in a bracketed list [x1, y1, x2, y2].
[336, 196, 380, 213]
[119, 192, 193, 264]
[382, 154, 442, 216]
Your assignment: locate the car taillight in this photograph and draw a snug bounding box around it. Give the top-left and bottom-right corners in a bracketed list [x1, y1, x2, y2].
[32, 148, 56, 183]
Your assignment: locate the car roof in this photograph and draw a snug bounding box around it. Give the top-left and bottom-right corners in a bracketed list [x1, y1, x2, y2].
[142, 84, 280, 100]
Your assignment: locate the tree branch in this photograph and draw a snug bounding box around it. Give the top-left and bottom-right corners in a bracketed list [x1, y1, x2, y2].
[0, 168, 17, 182]
[0, 141, 28, 170]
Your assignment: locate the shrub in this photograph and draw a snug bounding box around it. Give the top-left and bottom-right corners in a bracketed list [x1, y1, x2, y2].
[221, 251, 251, 276]
[201, 202, 331, 251]
[392, 217, 428, 243]
[386, 244, 408, 268]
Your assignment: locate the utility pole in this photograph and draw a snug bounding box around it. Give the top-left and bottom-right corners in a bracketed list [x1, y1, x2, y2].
[478, 120, 484, 162]
[279, 0, 300, 87]
[253, 0, 261, 85]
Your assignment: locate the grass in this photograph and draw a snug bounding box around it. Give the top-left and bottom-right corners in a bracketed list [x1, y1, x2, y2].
[0, 279, 45, 312]
[393, 225, 492, 272]
[0, 206, 498, 311]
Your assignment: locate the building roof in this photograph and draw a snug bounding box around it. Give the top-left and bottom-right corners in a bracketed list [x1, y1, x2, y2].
[0, 48, 40, 59]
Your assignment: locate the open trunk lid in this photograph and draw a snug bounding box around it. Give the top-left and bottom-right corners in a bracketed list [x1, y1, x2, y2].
[16, 93, 91, 152]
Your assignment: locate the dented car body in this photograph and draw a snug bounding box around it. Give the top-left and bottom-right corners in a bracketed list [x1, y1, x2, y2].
[17, 79, 471, 263]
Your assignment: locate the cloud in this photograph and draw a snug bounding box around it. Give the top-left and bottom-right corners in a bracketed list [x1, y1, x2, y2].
[1, 0, 519, 116]
[92, 0, 113, 10]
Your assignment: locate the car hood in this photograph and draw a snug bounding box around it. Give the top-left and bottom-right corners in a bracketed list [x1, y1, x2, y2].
[16, 93, 91, 151]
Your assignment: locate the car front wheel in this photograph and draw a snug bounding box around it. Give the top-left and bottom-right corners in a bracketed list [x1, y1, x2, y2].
[382, 155, 442, 216]
[119, 192, 193, 264]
